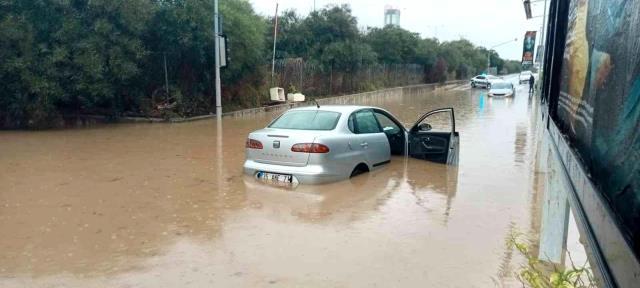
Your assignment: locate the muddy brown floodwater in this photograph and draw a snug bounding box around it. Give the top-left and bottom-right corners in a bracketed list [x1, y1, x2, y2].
[1, 76, 548, 287]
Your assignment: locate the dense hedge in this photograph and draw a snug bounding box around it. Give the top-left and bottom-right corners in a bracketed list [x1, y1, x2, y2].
[0, 1, 519, 129]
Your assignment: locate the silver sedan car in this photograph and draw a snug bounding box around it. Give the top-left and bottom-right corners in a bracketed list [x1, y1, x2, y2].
[488, 81, 516, 97]
[243, 105, 459, 184]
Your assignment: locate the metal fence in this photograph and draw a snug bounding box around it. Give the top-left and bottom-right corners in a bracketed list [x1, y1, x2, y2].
[270, 58, 425, 97]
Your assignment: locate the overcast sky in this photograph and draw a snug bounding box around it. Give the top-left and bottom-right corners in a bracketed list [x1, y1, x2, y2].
[250, 0, 548, 60]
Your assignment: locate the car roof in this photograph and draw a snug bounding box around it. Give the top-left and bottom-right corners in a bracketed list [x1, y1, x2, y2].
[288, 105, 376, 114]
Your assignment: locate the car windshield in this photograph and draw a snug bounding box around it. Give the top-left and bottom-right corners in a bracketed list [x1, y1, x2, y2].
[491, 82, 511, 89]
[269, 110, 341, 130]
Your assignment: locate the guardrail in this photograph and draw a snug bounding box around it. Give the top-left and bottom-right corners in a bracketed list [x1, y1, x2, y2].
[221, 80, 468, 119]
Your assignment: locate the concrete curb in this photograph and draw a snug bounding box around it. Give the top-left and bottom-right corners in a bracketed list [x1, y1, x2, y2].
[114, 80, 468, 124]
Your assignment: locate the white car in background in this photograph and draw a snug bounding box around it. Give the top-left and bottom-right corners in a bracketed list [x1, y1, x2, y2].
[519, 70, 533, 84]
[471, 75, 502, 89]
[488, 81, 516, 97]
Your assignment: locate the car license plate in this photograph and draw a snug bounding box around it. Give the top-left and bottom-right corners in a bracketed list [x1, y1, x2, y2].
[256, 171, 292, 183]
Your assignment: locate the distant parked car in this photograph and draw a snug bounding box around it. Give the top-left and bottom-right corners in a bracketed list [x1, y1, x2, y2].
[488, 81, 516, 97]
[471, 75, 488, 88]
[244, 105, 459, 184]
[471, 75, 502, 89]
[519, 71, 533, 84]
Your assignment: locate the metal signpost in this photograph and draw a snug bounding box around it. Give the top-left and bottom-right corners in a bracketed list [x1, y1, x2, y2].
[214, 0, 222, 118]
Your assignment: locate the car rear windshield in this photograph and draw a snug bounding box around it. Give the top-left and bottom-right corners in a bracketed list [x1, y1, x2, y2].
[269, 110, 341, 130]
[491, 82, 511, 89]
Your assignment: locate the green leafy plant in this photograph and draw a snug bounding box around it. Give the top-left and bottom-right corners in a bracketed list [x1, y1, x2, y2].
[508, 231, 596, 288]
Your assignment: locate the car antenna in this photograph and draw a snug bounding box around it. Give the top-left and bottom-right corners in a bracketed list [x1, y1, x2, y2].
[312, 99, 320, 109]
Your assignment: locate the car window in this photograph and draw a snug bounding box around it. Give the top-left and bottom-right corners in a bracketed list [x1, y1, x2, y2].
[477, 75, 485, 79]
[354, 110, 381, 134]
[374, 111, 401, 134]
[269, 110, 341, 130]
[415, 110, 453, 133]
[491, 82, 511, 89]
[348, 114, 355, 132]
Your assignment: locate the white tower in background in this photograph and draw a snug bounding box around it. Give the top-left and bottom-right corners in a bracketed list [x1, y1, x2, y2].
[384, 5, 401, 27]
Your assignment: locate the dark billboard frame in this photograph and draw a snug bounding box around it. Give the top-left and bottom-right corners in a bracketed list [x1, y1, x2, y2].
[542, 0, 640, 287]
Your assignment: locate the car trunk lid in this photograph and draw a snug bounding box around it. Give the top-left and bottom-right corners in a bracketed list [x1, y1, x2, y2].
[246, 128, 319, 167]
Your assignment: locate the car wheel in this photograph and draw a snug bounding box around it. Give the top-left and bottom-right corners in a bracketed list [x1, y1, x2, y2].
[350, 163, 369, 178]
[471, 82, 476, 88]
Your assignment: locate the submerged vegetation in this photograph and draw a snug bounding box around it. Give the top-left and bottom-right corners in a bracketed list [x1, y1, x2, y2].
[0, 0, 520, 129]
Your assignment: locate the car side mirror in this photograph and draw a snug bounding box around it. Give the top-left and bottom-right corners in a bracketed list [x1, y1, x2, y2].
[418, 123, 432, 132]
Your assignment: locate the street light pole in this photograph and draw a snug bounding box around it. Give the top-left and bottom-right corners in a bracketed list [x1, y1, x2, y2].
[214, 0, 222, 117]
[487, 52, 491, 72]
[487, 38, 518, 72]
[539, 0, 548, 65]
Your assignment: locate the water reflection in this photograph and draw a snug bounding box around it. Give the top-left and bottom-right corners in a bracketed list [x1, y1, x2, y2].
[514, 123, 528, 165]
[243, 157, 459, 225]
[404, 159, 459, 224]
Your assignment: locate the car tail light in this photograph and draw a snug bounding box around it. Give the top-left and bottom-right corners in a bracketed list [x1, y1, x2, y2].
[291, 143, 330, 153]
[245, 138, 263, 149]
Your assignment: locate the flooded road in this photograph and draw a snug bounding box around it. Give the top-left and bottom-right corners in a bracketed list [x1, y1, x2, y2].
[1, 76, 547, 287]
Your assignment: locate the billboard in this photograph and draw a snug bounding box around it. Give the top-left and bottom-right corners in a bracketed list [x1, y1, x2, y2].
[554, 0, 640, 256]
[522, 31, 537, 65]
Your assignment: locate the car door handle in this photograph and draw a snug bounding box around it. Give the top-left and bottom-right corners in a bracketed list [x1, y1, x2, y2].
[360, 142, 368, 147]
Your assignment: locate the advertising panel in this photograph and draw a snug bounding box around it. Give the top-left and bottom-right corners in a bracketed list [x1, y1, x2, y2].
[555, 0, 640, 256]
[522, 31, 537, 65]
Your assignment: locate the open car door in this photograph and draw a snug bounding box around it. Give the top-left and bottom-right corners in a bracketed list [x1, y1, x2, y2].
[408, 108, 459, 165]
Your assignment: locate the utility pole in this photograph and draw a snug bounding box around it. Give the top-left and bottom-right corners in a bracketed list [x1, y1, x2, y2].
[214, 0, 222, 117]
[163, 52, 169, 102]
[271, 3, 279, 86]
[487, 51, 491, 72]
